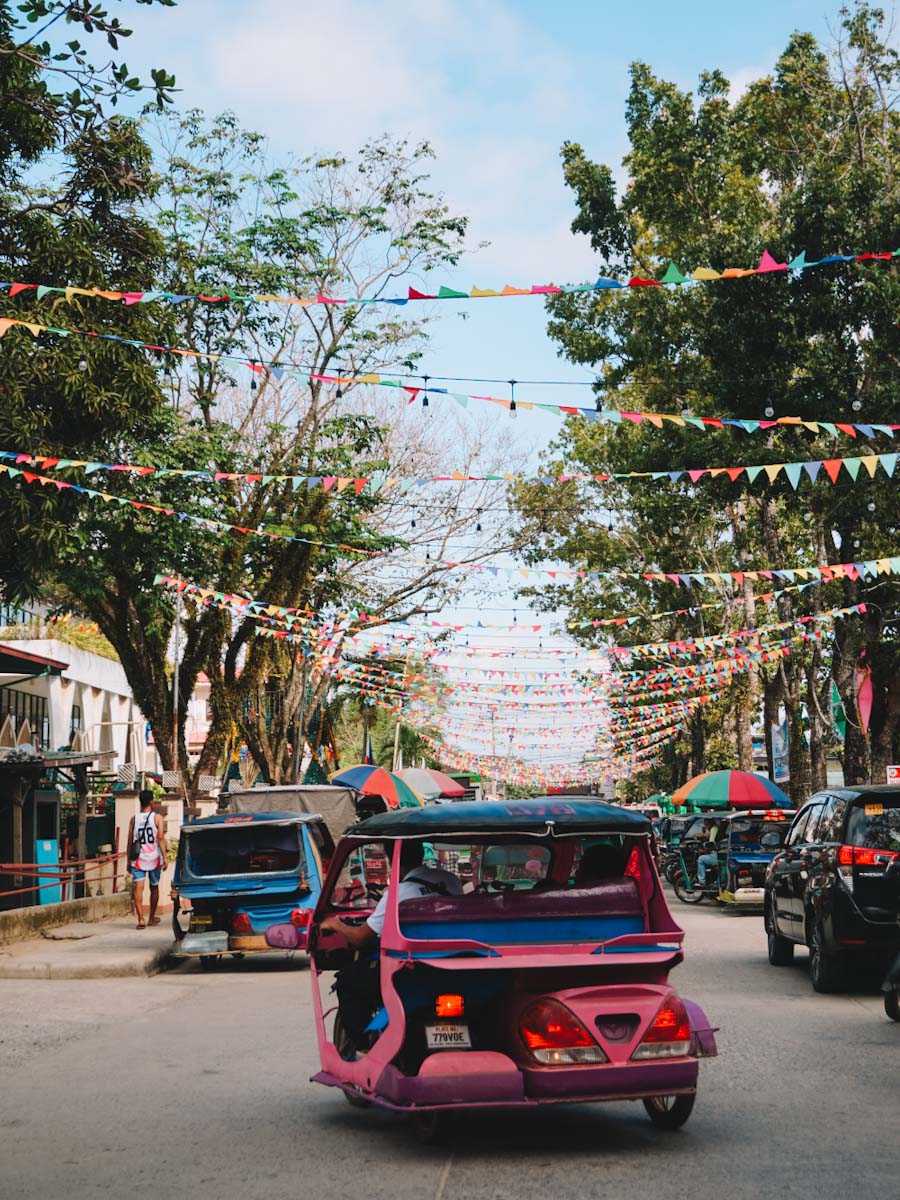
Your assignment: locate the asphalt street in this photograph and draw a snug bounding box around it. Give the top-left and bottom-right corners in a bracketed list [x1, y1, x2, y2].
[0, 903, 895, 1200]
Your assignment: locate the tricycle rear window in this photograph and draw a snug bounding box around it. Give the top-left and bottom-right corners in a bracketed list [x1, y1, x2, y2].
[728, 819, 789, 849]
[185, 824, 304, 877]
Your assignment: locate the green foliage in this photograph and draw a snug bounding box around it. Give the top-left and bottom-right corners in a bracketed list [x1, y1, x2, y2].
[515, 2, 900, 791]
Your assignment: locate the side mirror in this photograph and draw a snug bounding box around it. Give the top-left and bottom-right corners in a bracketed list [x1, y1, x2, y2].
[265, 923, 307, 950]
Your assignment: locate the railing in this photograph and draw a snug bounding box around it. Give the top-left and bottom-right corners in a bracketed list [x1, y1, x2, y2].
[0, 850, 127, 903]
[0, 601, 44, 629]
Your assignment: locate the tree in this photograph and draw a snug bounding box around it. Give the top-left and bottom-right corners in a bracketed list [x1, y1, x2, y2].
[0, 0, 177, 595]
[42, 116, 513, 793]
[514, 2, 899, 798]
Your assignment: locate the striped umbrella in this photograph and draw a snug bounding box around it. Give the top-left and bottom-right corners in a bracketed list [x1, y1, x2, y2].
[671, 770, 790, 810]
[398, 767, 466, 800]
[330, 764, 423, 808]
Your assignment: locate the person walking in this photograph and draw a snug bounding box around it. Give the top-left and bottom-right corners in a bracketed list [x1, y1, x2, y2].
[127, 789, 167, 929]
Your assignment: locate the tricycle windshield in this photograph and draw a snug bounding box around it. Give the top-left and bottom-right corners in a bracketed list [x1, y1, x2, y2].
[184, 822, 305, 877]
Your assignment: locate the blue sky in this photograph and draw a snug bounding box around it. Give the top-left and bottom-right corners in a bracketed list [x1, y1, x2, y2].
[117, 1, 848, 768]
[123, 0, 841, 413]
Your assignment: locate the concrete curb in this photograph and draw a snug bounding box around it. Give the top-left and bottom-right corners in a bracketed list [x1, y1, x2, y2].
[0, 893, 132, 947]
[0, 919, 176, 979]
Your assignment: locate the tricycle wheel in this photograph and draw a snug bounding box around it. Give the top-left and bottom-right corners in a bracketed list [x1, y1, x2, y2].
[672, 871, 705, 905]
[230, 952, 245, 961]
[199, 955, 220, 971]
[884, 990, 899, 1022]
[409, 1111, 445, 1144]
[343, 1087, 372, 1109]
[643, 1093, 695, 1131]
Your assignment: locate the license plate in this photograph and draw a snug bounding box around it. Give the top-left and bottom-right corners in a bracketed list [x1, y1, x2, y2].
[190, 914, 213, 926]
[425, 1023, 471, 1049]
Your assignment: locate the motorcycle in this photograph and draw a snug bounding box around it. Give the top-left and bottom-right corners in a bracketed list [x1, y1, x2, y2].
[671, 840, 721, 906]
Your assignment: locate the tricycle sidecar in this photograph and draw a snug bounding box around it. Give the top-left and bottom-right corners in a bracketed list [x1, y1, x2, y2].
[307, 798, 717, 1135]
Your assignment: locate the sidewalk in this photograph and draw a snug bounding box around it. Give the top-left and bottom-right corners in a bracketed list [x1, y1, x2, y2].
[0, 915, 175, 979]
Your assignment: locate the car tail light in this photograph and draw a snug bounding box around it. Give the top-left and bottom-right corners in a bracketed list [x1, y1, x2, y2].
[632, 993, 692, 1060]
[290, 908, 311, 928]
[519, 998, 607, 1065]
[435, 994, 464, 1019]
[837, 844, 898, 893]
[232, 912, 253, 934]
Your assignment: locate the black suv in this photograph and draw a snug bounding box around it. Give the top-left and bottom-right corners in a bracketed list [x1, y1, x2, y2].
[764, 786, 900, 992]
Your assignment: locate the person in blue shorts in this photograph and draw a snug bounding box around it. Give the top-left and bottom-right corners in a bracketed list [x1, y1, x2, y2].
[127, 790, 167, 929]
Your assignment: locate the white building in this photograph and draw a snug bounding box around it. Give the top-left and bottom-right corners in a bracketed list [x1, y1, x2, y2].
[0, 618, 159, 772]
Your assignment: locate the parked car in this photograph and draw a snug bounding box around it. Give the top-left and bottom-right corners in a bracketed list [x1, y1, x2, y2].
[764, 786, 900, 992]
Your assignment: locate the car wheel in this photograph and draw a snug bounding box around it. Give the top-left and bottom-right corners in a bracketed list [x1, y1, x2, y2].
[673, 871, 705, 905]
[807, 918, 844, 993]
[884, 990, 900, 1022]
[643, 1093, 696, 1130]
[765, 899, 794, 965]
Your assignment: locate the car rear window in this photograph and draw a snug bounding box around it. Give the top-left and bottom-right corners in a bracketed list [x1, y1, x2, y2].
[186, 824, 304, 876]
[845, 799, 900, 852]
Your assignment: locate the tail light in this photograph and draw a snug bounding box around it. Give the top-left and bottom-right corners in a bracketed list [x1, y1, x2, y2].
[519, 998, 607, 1065]
[232, 912, 253, 934]
[837, 844, 898, 893]
[435, 994, 464, 1019]
[632, 993, 692, 1060]
[290, 908, 311, 928]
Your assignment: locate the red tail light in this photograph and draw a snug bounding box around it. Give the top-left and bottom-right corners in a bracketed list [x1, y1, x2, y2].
[519, 998, 607, 1065]
[838, 844, 898, 867]
[232, 912, 253, 934]
[435, 994, 464, 1019]
[290, 908, 311, 928]
[632, 993, 692, 1060]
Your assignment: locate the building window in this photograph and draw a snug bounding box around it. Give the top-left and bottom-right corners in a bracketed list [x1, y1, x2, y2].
[0, 687, 49, 749]
[70, 704, 82, 740]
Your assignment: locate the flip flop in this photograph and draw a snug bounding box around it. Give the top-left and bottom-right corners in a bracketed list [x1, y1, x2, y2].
[135, 922, 146, 930]
[148, 917, 161, 926]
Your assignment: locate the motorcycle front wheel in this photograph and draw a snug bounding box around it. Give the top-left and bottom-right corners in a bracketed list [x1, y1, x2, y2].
[672, 871, 706, 905]
[884, 990, 899, 1022]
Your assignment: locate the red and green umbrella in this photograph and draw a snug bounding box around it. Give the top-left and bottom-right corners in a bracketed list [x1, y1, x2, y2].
[671, 769, 790, 810]
[330, 764, 423, 808]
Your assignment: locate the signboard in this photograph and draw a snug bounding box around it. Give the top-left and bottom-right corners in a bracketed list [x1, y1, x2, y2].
[886, 765, 900, 786]
[771, 720, 790, 784]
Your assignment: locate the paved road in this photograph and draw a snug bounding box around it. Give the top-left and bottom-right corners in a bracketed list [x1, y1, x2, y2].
[1, 904, 895, 1200]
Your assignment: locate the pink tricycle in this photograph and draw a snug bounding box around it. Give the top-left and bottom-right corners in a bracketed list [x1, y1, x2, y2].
[303, 797, 718, 1141]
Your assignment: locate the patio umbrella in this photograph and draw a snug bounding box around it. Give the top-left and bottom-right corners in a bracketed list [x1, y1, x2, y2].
[330, 764, 423, 808]
[671, 770, 790, 810]
[398, 766, 466, 800]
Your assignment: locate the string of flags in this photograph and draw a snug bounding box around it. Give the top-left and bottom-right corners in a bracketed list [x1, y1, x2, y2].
[1, 247, 894, 309]
[0, 317, 896, 443]
[3, 443, 899, 498]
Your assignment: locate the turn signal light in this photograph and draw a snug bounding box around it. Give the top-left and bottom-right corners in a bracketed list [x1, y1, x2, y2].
[519, 998, 607, 1065]
[290, 908, 311, 928]
[232, 912, 253, 934]
[435, 994, 464, 1019]
[632, 993, 692, 1060]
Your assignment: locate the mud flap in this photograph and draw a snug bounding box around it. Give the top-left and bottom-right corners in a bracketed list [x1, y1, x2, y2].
[683, 999, 719, 1058]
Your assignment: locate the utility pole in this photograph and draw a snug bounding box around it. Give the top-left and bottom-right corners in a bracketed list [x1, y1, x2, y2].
[392, 647, 414, 772]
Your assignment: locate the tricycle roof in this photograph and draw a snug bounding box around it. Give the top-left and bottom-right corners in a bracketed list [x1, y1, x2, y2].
[185, 810, 322, 829]
[345, 796, 651, 838]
